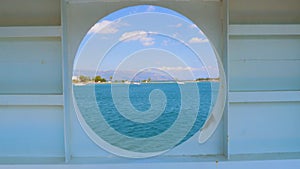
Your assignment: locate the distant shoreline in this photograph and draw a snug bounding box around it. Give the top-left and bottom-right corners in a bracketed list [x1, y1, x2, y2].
[73, 79, 220, 85]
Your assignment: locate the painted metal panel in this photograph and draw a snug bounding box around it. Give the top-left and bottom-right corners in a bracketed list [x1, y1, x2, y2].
[229, 0, 300, 24]
[0, 0, 61, 26]
[229, 91, 300, 103]
[229, 102, 300, 154]
[0, 106, 64, 157]
[0, 0, 299, 167]
[229, 25, 300, 36]
[0, 37, 62, 94]
[0, 26, 62, 38]
[0, 95, 63, 106]
[0, 159, 300, 169]
[229, 36, 300, 91]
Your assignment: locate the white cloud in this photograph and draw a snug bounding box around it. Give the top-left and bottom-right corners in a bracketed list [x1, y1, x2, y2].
[169, 23, 183, 28]
[199, 29, 204, 35]
[160, 66, 197, 71]
[188, 37, 209, 44]
[189, 24, 205, 35]
[189, 24, 197, 29]
[89, 20, 127, 34]
[146, 5, 156, 12]
[172, 32, 179, 39]
[119, 31, 147, 41]
[199, 65, 219, 77]
[119, 31, 155, 46]
[161, 40, 169, 46]
[175, 23, 182, 28]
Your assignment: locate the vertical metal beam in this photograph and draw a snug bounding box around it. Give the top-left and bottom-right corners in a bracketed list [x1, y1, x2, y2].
[61, 0, 71, 163]
[221, 0, 230, 159]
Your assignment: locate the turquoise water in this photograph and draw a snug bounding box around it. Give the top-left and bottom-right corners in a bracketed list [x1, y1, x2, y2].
[73, 82, 219, 153]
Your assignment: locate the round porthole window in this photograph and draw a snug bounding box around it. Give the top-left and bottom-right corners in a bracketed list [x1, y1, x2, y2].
[72, 5, 226, 158]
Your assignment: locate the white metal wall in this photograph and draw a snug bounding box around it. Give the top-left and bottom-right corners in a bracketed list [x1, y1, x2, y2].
[228, 28, 300, 156]
[0, 0, 299, 168]
[0, 26, 64, 159]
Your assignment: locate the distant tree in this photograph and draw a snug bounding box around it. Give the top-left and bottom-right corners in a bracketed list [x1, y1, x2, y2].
[95, 75, 106, 83]
[72, 79, 79, 83]
[95, 76, 102, 82]
[79, 75, 90, 82]
[196, 77, 209, 81]
[147, 77, 151, 82]
[109, 76, 113, 81]
[196, 77, 220, 81]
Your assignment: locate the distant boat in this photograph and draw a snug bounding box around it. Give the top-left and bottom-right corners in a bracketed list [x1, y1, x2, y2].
[73, 83, 86, 86]
[132, 82, 141, 85]
[177, 81, 185, 84]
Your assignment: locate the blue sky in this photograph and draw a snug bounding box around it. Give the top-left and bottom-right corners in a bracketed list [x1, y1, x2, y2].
[74, 5, 219, 80]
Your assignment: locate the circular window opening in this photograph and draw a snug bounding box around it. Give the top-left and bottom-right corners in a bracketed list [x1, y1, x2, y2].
[72, 5, 226, 158]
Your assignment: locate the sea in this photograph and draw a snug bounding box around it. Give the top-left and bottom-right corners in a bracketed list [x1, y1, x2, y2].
[73, 82, 219, 153]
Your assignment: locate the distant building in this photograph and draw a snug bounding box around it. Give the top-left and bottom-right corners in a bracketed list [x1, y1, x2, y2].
[72, 76, 79, 81]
